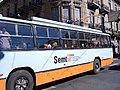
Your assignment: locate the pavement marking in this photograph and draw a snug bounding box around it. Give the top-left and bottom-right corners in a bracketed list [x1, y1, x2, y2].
[41, 86, 56, 90]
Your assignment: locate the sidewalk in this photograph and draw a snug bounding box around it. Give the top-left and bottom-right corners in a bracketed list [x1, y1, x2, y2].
[114, 58, 119, 60]
[113, 58, 120, 64]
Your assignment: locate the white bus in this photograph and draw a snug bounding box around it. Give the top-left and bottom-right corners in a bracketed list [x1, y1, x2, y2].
[0, 16, 113, 90]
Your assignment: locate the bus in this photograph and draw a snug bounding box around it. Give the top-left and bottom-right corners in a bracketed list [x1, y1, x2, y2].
[0, 16, 113, 90]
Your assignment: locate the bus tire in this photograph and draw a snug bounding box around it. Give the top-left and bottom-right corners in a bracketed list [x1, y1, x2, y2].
[7, 70, 34, 90]
[93, 58, 101, 74]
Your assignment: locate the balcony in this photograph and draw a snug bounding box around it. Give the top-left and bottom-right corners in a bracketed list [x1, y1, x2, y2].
[50, 0, 71, 3]
[50, 0, 71, 7]
[100, 4, 110, 14]
[62, 0, 71, 2]
[87, 0, 100, 11]
[114, 0, 120, 5]
[73, 0, 82, 4]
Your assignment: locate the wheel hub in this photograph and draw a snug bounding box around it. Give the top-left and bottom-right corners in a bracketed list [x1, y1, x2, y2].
[15, 77, 28, 90]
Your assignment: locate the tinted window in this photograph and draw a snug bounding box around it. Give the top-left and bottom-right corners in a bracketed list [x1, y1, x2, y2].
[79, 32, 84, 39]
[90, 34, 97, 48]
[70, 31, 77, 39]
[0, 36, 12, 50]
[49, 28, 59, 37]
[0, 22, 16, 35]
[84, 33, 90, 40]
[18, 25, 32, 36]
[49, 39, 60, 49]
[100, 35, 108, 47]
[36, 38, 49, 48]
[11, 37, 34, 49]
[61, 30, 69, 38]
[62, 40, 78, 49]
[79, 40, 89, 48]
[37, 38, 60, 49]
[36, 26, 47, 37]
[107, 36, 111, 47]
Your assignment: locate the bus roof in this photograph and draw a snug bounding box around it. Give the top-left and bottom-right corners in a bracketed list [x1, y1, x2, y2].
[0, 16, 110, 36]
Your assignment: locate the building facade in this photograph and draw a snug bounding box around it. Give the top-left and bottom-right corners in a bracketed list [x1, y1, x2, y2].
[0, 0, 120, 52]
[0, 0, 120, 34]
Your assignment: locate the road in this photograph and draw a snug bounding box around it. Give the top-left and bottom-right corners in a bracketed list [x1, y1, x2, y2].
[37, 59, 120, 90]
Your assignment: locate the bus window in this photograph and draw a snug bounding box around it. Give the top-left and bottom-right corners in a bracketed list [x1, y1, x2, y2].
[100, 35, 108, 47]
[0, 36, 12, 50]
[0, 22, 15, 50]
[0, 22, 16, 35]
[36, 27, 60, 49]
[71, 40, 78, 48]
[78, 32, 91, 48]
[37, 38, 60, 49]
[62, 40, 68, 48]
[36, 26, 47, 37]
[61, 29, 69, 39]
[84, 32, 90, 40]
[78, 32, 85, 40]
[11, 37, 34, 50]
[49, 39, 60, 49]
[48, 28, 60, 49]
[62, 40, 71, 48]
[49, 28, 59, 38]
[70, 31, 77, 39]
[90, 34, 97, 48]
[36, 38, 49, 48]
[18, 24, 32, 36]
[62, 40, 78, 49]
[107, 36, 111, 47]
[79, 40, 89, 48]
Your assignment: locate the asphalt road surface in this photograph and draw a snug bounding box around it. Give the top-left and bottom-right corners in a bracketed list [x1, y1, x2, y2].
[37, 59, 120, 90]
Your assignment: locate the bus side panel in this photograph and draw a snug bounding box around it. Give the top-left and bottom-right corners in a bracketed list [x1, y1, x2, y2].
[12, 48, 113, 72]
[12, 48, 113, 86]
[36, 62, 93, 85]
[101, 58, 114, 67]
[0, 51, 15, 90]
[0, 79, 6, 90]
[0, 51, 15, 77]
[35, 57, 114, 86]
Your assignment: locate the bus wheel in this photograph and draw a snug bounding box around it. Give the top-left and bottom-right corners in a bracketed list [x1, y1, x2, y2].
[93, 58, 101, 74]
[7, 70, 34, 90]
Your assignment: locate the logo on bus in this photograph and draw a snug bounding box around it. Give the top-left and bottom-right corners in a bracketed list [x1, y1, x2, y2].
[54, 54, 80, 64]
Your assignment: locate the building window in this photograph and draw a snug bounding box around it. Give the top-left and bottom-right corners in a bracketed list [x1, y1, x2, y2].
[75, 7, 81, 24]
[62, 6, 70, 22]
[89, 11, 94, 28]
[90, 11, 94, 23]
[51, 7, 59, 21]
[108, 0, 111, 10]
[114, 4, 117, 11]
